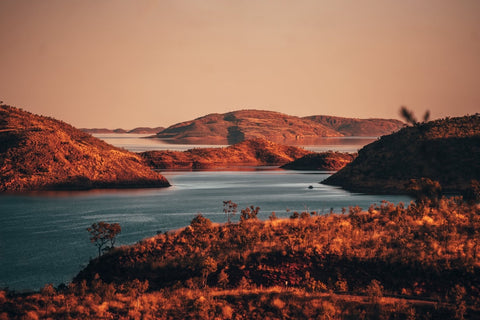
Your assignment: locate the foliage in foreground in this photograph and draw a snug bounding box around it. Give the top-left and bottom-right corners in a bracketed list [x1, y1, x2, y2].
[2, 198, 480, 319]
[0, 285, 463, 320]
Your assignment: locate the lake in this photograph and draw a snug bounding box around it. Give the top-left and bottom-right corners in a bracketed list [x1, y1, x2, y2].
[0, 135, 410, 291]
[94, 133, 377, 153]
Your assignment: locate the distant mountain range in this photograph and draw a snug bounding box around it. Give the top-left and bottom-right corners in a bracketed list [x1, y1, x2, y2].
[80, 110, 404, 144]
[305, 115, 404, 136]
[81, 127, 164, 134]
[154, 110, 405, 144]
[0, 105, 170, 192]
[323, 114, 480, 194]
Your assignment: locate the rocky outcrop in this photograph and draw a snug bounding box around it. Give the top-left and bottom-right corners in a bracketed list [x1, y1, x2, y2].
[281, 152, 357, 171]
[322, 114, 480, 194]
[140, 138, 313, 170]
[0, 105, 170, 192]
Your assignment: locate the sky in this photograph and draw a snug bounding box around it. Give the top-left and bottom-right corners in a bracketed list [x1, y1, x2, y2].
[1, 0, 479, 129]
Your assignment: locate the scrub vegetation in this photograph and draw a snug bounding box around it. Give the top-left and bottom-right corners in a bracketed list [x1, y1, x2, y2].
[323, 114, 480, 194]
[2, 194, 479, 319]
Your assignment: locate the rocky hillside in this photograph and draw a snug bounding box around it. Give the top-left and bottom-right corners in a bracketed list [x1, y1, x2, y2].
[141, 138, 312, 170]
[304, 115, 404, 136]
[281, 152, 357, 171]
[155, 110, 342, 144]
[0, 105, 170, 192]
[322, 114, 480, 194]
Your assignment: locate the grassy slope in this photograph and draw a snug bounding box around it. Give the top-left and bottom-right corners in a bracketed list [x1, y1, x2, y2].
[76, 199, 480, 298]
[0, 105, 170, 192]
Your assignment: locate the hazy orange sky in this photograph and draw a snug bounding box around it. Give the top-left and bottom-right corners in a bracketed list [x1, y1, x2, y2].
[1, 0, 479, 128]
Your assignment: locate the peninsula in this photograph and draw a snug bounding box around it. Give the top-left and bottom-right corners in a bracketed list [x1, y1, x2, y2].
[0, 105, 170, 192]
[323, 114, 480, 194]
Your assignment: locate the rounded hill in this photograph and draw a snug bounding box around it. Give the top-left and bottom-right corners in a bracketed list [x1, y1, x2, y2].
[0, 105, 170, 192]
[322, 114, 480, 194]
[156, 109, 342, 144]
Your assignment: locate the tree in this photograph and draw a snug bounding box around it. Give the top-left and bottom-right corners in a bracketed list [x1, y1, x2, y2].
[406, 178, 442, 205]
[240, 205, 260, 222]
[217, 269, 229, 289]
[223, 200, 238, 223]
[200, 256, 217, 287]
[449, 285, 466, 320]
[87, 222, 122, 257]
[190, 214, 213, 234]
[41, 283, 55, 317]
[366, 279, 384, 304]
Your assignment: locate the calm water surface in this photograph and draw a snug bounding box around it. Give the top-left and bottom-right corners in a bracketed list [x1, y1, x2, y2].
[0, 135, 407, 291]
[94, 133, 376, 153]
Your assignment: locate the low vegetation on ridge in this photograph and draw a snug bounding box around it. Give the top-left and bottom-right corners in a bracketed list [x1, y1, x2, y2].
[2, 195, 479, 319]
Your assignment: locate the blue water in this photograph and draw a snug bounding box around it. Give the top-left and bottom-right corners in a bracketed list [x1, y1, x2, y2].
[0, 170, 411, 291]
[0, 135, 407, 291]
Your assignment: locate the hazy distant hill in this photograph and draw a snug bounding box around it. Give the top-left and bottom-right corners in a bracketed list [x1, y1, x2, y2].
[141, 138, 312, 169]
[281, 152, 357, 171]
[0, 105, 170, 192]
[322, 114, 480, 194]
[155, 110, 342, 144]
[304, 115, 404, 136]
[128, 127, 165, 134]
[81, 127, 164, 134]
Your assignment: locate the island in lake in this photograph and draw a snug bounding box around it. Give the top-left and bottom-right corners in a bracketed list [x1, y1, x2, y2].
[141, 138, 356, 170]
